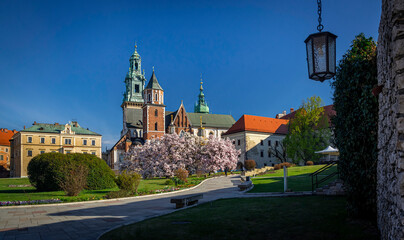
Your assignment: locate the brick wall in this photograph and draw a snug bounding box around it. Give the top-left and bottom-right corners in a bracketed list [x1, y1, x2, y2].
[377, 0, 404, 239]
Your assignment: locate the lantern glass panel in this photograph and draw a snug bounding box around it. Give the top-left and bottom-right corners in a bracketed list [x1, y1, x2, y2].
[328, 36, 336, 73]
[306, 39, 314, 76]
[313, 35, 327, 74]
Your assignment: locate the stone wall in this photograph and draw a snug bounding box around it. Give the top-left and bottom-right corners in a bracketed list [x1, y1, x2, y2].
[377, 0, 404, 239]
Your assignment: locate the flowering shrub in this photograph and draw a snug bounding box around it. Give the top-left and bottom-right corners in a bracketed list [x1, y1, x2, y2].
[306, 161, 314, 166]
[121, 134, 240, 178]
[0, 199, 62, 206]
[274, 162, 295, 170]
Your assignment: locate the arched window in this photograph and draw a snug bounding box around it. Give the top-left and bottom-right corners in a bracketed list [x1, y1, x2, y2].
[148, 94, 151, 102]
[135, 62, 138, 70]
[155, 109, 158, 116]
[155, 122, 158, 130]
[155, 94, 158, 101]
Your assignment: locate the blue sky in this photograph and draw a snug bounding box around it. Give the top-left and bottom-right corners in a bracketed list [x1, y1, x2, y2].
[0, 0, 381, 149]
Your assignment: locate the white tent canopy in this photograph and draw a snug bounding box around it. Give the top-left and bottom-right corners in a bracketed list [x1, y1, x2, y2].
[315, 146, 339, 156]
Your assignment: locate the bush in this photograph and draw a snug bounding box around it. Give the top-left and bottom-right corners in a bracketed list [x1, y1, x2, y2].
[244, 160, 256, 170]
[68, 153, 116, 190]
[105, 190, 132, 199]
[306, 161, 314, 166]
[174, 168, 188, 183]
[164, 179, 175, 185]
[28, 153, 116, 191]
[274, 162, 294, 170]
[331, 34, 378, 219]
[58, 163, 88, 196]
[115, 171, 142, 194]
[172, 177, 185, 186]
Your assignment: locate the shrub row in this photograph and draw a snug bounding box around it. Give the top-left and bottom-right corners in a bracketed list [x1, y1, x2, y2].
[28, 153, 116, 191]
[273, 162, 295, 170]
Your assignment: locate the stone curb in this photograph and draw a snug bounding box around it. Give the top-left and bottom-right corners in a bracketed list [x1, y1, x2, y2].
[0, 176, 224, 209]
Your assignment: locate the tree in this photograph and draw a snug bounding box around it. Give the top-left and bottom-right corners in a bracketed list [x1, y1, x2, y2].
[268, 141, 288, 163]
[283, 96, 331, 164]
[121, 134, 240, 178]
[331, 33, 377, 220]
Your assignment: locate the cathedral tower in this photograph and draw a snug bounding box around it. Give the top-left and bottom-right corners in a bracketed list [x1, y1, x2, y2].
[121, 45, 147, 137]
[194, 77, 210, 114]
[142, 69, 165, 140]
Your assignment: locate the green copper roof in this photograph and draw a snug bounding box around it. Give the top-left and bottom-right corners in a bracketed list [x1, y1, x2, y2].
[20, 123, 101, 136]
[145, 70, 163, 90]
[187, 113, 235, 128]
[194, 79, 209, 113]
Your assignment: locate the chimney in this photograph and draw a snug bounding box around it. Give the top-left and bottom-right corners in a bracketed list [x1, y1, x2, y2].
[275, 114, 279, 119]
[24, 126, 26, 129]
[55, 123, 59, 126]
[283, 110, 286, 115]
[290, 108, 294, 113]
[4, 129, 8, 133]
[33, 121, 37, 125]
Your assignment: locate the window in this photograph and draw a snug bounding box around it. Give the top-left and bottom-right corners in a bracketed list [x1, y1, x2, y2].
[5, 148, 8, 153]
[155, 109, 158, 116]
[83, 139, 87, 145]
[66, 151, 71, 154]
[260, 151, 264, 157]
[232, 140, 236, 145]
[260, 140, 263, 145]
[155, 122, 158, 131]
[65, 139, 72, 145]
[83, 152, 87, 154]
[155, 94, 158, 101]
[268, 151, 271, 157]
[148, 94, 151, 102]
[91, 152, 96, 155]
[51, 138, 56, 144]
[135, 84, 139, 93]
[276, 141, 279, 147]
[40, 151, 45, 154]
[40, 137, 45, 144]
[92, 140, 96, 146]
[28, 150, 32, 157]
[27, 137, 32, 143]
[0, 155, 3, 160]
[237, 140, 241, 146]
[268, 140, 271, 146]
[52, 151, 57, 153]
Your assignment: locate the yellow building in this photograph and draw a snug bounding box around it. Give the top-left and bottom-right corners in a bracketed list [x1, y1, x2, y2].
[10, 121, 102, 177]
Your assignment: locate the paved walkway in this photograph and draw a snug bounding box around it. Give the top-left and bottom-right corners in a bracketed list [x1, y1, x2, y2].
[0, 176, 311, 240]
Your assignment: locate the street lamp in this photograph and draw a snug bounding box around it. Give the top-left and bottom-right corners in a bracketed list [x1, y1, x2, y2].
[305, 0, 337, 82]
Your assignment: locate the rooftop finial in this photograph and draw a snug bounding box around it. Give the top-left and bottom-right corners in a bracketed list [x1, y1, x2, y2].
[200, 73, 203, 85]
[135, 41, 137, 50]
[152, 66, 155, 72]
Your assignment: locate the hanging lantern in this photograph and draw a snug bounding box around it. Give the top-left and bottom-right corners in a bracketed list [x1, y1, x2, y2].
[305, 0, 337, 82]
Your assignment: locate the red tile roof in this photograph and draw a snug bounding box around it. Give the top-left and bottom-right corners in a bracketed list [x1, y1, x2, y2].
[281, 104, 336, 125]
[0, 129, 18, 146]
[223, 115, 289, 135]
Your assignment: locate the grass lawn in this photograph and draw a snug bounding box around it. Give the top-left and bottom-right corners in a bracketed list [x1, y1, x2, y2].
[0, 176, 206, 203]
[249, 165, 338, 193]
[100, 196, 379, 240]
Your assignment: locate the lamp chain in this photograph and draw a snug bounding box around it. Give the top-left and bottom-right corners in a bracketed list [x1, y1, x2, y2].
[317, 0, 324, 32]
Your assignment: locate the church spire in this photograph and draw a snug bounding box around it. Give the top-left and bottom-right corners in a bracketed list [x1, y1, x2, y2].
[123, 44, 146, 104]
[194, 74, 210, 114]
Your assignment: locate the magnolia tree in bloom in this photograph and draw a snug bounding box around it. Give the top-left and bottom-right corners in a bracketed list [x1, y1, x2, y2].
[121, 133, 240, 178]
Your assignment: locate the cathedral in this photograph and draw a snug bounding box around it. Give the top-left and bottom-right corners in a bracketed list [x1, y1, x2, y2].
[107, 46, 235, 170]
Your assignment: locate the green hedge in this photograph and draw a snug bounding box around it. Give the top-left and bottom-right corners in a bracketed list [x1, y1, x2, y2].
[331, 33, 377, 220]
[28, 153, 116, 191]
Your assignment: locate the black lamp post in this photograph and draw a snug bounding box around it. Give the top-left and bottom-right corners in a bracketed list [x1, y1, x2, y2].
[305, 0, 337, 82]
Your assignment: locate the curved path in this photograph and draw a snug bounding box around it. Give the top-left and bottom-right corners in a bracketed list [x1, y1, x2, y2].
[0, 176, 244, 240]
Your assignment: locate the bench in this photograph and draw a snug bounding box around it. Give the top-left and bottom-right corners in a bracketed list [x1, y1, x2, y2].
[170, 194, 203, 209]
[238, 181, 253, 191]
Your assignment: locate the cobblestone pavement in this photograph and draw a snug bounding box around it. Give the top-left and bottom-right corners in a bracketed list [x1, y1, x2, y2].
[0, 176, 312, 240]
